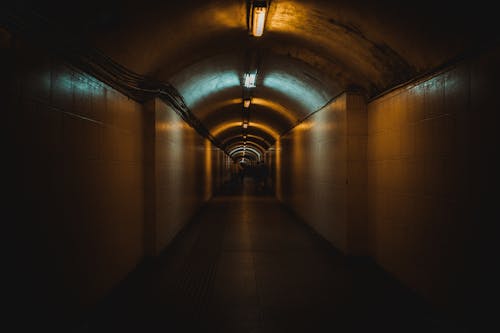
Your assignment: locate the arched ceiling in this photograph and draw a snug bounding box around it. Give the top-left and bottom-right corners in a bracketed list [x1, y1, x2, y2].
[222, 135, 271, 151]
[13, 0, 499, 157]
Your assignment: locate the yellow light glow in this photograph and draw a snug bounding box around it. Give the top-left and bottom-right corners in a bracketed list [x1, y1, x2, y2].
[252, 98, 297, 124]
[243, 98, 251, 108]
[225, 139, 268, 153]
[211, 121, 279, 140]
[204, 140, 212, 200]
[252, 6, 267, 37]
[229, 146, 262, 160]
[294, 120, 314, 131]
[275, 139, 282, 198]
[244, 134, 269, 146]
[232, 149, 260, 160]
[197, 98, 241, 119]
[198, 97, 297, 126]
[243, 122, 248, 128]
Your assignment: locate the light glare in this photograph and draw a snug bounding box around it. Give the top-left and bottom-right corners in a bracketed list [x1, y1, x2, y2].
[252, 7, 267, 37]
[244, 73, 256, 88]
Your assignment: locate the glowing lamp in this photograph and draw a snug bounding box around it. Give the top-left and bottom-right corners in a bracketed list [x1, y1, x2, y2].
[243, 98, 251, 108]
[252, 5, 267, 37]
[244, 73, 256, 88]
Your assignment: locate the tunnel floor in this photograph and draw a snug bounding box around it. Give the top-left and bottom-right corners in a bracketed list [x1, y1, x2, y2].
[76, 177, 461, 333]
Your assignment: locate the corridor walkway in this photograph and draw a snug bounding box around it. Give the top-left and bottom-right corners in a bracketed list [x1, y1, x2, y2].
[77, 178, 461, 333]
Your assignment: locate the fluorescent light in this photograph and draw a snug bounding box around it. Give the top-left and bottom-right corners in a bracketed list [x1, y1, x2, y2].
[243, 98, 251, 108]
[252, 6, 267, 37]
[244, 73, 256, 88]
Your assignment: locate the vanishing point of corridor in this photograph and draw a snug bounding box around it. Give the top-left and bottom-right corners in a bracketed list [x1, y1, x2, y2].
[78, 178, 451, 333]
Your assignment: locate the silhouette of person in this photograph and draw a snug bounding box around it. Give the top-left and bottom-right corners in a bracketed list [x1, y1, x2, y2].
[238, 163, 245, 183]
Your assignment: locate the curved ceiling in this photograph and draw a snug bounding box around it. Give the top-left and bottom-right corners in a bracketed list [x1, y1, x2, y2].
[16, 0, 500, 158]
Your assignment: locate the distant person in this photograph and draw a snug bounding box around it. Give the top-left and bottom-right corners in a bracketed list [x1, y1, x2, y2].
[238, 163, 245, 183]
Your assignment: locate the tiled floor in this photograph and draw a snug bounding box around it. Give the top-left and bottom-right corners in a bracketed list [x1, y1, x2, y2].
[76, 178, 463, 332]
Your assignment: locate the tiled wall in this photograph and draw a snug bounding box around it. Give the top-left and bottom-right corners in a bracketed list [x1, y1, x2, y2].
[3, 31, 232, 329]
[5, 38, 145, 326]
[272, 45, 498, 320]
[366, 46, 499, 316]
[145, 98, 232, 254]
[273, 93, 367, 254]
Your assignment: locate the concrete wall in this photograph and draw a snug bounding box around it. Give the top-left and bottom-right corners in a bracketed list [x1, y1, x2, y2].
[2, 29, 232, 330]
[273, 92, 368, 255]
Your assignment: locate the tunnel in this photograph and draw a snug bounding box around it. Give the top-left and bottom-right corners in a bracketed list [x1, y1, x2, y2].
[2, 0, 499, 332]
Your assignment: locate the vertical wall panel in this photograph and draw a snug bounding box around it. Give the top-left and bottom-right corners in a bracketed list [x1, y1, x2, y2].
[274, 93, 367, 254]
[6, 35, 145, 330]
[145, 98, 232, 255]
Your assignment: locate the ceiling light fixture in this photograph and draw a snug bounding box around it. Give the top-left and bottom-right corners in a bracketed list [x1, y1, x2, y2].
[244, 73, 257, 88]
[243, 98, 251, 108]
[251, 1, 268, 37]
